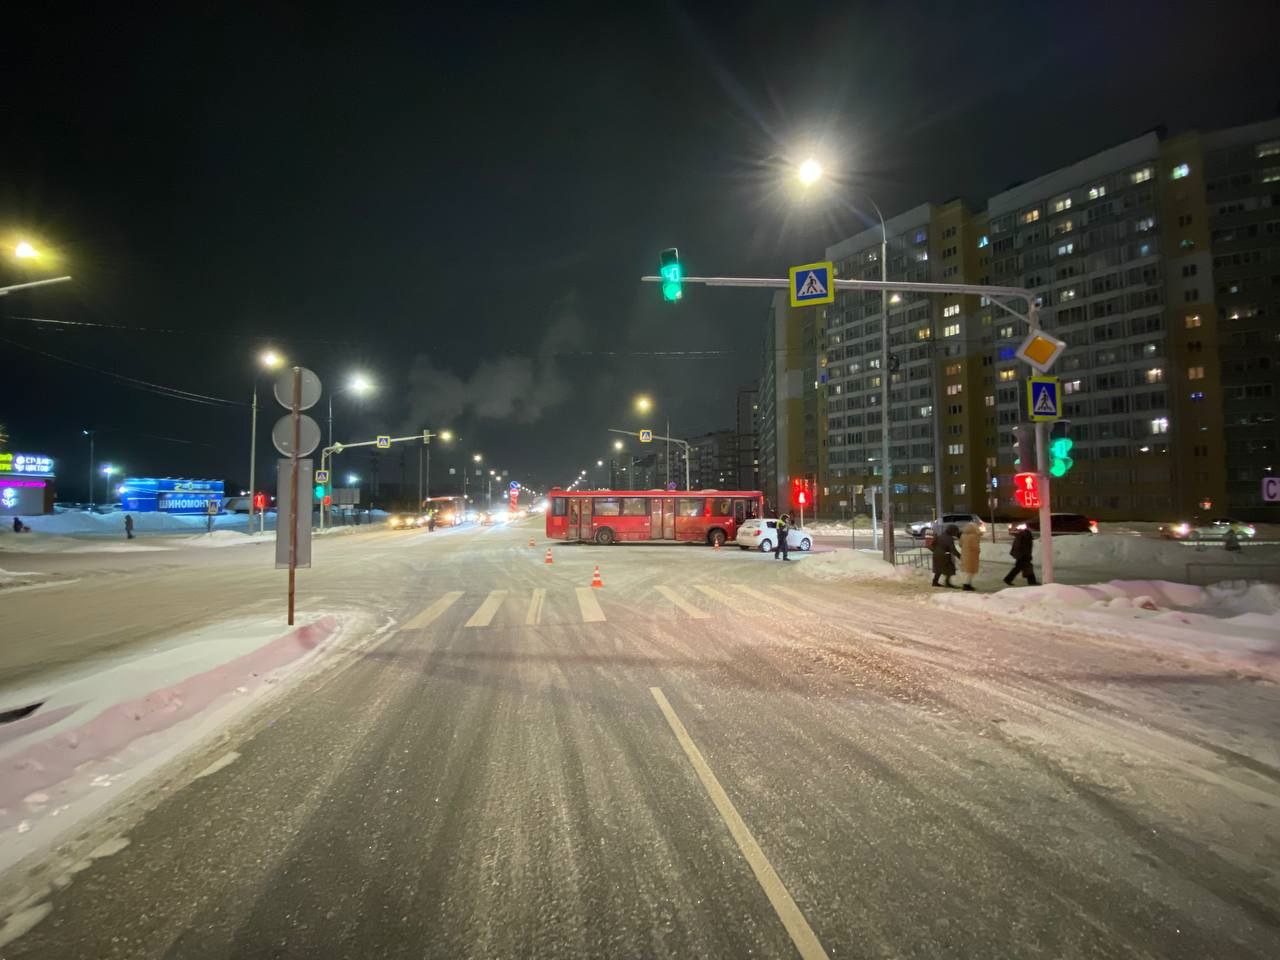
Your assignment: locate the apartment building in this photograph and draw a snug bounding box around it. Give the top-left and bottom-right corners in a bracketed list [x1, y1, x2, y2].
[735, 382, 761, 491]
[688, 430, 738, 490]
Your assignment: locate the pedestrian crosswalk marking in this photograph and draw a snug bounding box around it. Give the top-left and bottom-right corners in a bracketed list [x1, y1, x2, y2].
[466, 590, 508, 628]
[797, 270, 827, 297]
[694, 584, 740, 607]
[402, 591, 463, 630]
[728, 583, 808, 616]
[656, 585, 710, 620]
[526, 588, 545, 626]
[575, 586, 606, 623]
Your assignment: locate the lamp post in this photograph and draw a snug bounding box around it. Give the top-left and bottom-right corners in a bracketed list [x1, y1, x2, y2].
[250, 349, 285, 510]
[419, 429, 453, 507]
[635, 393, 673, 486]
[83, 429, 95, 509]
[327, 373, 374, 450]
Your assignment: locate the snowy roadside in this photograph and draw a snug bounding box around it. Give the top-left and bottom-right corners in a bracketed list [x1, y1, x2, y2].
[0, 609, 381, 877]
[932, 579, 1280, 681]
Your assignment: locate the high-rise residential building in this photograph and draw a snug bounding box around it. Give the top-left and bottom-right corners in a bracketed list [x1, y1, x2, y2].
[688, 430, 738, 489]
[735, 383, 761, 490]
[759, 291, 818, 514]
[809, 118, 1280, 523]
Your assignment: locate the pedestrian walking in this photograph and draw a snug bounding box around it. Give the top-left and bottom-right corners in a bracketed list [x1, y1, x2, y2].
[1224, 528, 1242, 553]
[931, 522, 960, 587]
[124, 513, 135, 540]
[959, 522, 982, 591]
[773, 514, 791, 561]
[1003, 526, 1038, 586]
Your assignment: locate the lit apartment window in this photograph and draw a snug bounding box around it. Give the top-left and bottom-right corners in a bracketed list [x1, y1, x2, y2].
[1131, 167, 1153, 184]
[1053, 219, 1074, 235]
[1151, 417, 1169, 434]
[1059, 288, 1076, 302]
[1063, 379, 1082, 394]
[984, 394, 995, 407]
[946, 383, 963, 396]
[943, 303, 960, 317]
[947, 443, 965, 455]
[1145, 368, 1163, 383]
[1135, 217, 1155, 232]
[1088, 184, 1107, 200]
[869, 376, 881, 388]
[998, 369, 1017, 382]
[1262, 167, 1280, 184]
[889, 293, 902, 304]
[1056, 241, 1074, 256]
[1258, 141, 1280, 158]
[998, 324, 1014, 338]
[1190, 391, 1205, 401]
[1188, 366, 1205, 380]
[916, 327, 932, 340]
[1052, 196, 1072, 213]
[945, 363, 961, 375]
[1185, 314, 1201, 329]
[1020, 209, 1041, 224]
[977, 235, 989, 248]
[919, 405, 933, 417]
[943, 323, 960, 337]
[1171, 163, 1190, 180]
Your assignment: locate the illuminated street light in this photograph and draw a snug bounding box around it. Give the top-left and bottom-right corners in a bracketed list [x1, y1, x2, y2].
[14, 241, 38, 259]
[101, 464, 119, 477]
[259, 349, 284, 369]
[797, 158, 823, 186]
[440, 429, 454, 442]
[346, 474, 359, 485]
[348, 373, 374, 394]
[634, 394, 653, 414]
[613, 439, 624, 451]
[473, 453, 483, 463]
[596, 460, 603, 467]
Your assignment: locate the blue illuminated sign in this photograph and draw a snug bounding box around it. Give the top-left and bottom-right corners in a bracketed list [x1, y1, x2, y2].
[120, 478, 225, 515]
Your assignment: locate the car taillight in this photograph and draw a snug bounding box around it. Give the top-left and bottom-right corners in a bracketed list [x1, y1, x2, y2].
[1089, 520, 1098, 533]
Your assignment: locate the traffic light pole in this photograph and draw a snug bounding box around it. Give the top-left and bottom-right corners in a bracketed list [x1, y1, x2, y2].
[1034, 420, 1055, 584]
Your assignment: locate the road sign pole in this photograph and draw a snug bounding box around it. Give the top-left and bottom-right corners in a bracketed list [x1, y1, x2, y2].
[1035, 419, 1054, 584]
[288, 367, 301, 625]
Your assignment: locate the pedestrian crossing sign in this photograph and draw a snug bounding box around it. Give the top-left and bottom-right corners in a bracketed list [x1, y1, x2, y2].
[376, 436, 391, 449]
[789, 261, 835, 307]
[639, 429, 653, 443]
[1026, 376, 1061, 421]
[314, 469, 329, 484]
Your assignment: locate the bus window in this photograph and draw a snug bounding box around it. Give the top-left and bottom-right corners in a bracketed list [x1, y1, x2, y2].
[677, 498, 705, 517]
[733, 500, 745, 523]
[712, 498, 731, 517]
[594, 497, 621, 516]
[621, 497, 648, 516]
[552, 497, 567, 516]
[742, 498, 760, 519]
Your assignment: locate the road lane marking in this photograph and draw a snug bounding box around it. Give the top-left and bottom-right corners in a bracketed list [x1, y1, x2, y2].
[656, 585, 710, 620]
[649, 688, 831, 960]
[728, 583, 808, 616]
[575, 587, 606, 623]
[465, 590, 508, 628]
[694, 584, 741, 608]
[401, 591, 463, 630]
[193, 751, 241, 781]
[526, 588, 545, 626]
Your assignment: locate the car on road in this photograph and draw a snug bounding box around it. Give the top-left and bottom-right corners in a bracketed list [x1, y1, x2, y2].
[736, 518, 812, 552]
[1008, 513, 1098, 535]
[907, 513, 987, 539]
[388, 514, 427, 530]
[1158, 517, 1256, 540]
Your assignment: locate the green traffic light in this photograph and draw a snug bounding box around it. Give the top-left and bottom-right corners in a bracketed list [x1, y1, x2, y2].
[1048, 436, 1074, 477]
[313, 484, 325, 499]
[659, 247, 683, 302]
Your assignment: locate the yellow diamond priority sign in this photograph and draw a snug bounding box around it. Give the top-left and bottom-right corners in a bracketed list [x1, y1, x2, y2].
[1014, 329, 1066, 373]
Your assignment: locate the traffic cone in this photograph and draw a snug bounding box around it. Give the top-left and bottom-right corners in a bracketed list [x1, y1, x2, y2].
[528, 538, 535, 548]
[590, 564, 603, 588]
[713, 538, 721, 551]
[544, 548, 553, 564]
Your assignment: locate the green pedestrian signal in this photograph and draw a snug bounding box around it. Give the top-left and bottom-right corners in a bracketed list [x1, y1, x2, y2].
[1048, 436, 1074, 477]
[314, 484, 326, 500]
[659, 247, 683, 302]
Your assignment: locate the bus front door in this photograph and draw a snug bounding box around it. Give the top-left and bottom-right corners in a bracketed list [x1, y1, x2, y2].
[662, 498, 676, 540]
[573, 498, 593, 541]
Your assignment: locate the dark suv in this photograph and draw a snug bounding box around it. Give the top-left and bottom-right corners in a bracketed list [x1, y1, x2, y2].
[907, 513, 986, 539]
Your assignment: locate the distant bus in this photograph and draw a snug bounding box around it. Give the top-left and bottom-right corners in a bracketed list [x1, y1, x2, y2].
[422, 495, 468, 526]
[545, 489, 763, 547]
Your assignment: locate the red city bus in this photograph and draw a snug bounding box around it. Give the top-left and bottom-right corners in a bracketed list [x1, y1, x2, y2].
[545, 489, 763, 547]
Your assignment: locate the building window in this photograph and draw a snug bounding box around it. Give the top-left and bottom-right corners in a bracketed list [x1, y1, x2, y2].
[1130, 167, 1153, 184]
[1179, 239, 1195, 250]
[1020, 209, 1041, 225]
[1188, 366, 1204, 380]
[919, 405, 933, 417]
[1181, 264, 1197, 277]
[945, 363, 961, 375]
[998, 369, 1017, 382]
[1190, 391, 1205, 401]
[1052, 196, 1072, 213]
[1254, 167, 1280, 184]
[998, 324, 1014, 339]
[1059, 288, 1076, 302]
[914, 229, 927, 244]
[1151, 417, 1169, 434]
[1056, 241, 1074, 256]
[1184, 288, 1199, 302]
[1258, 141, 1280, 158]
[1171, 163, 1190, 180]
[1145, 368, 1163, 384]
[1135, 216, 1155, 232]
[1185, 314, 1201, 329]
[984, 394, 995, 407]
[946, 443, 964, 455]
[977, 234, 989, 248]
[943, 323, 960, 337]
[1088, 184, 1107, 200]
[943, 303, 960, 317]
[1064, 379, 1083, 394]
[946, 383, 963, 396]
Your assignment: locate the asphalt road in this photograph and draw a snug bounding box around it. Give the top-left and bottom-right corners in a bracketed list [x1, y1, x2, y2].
[2, 520, 1278, 958]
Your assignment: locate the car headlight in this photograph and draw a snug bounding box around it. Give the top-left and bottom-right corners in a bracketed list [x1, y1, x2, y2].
[1174, 522, 1190, 535]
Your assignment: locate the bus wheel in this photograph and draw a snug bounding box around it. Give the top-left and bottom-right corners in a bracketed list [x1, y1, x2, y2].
[595, 527, 615, 546]
[708, 529, 726, 548]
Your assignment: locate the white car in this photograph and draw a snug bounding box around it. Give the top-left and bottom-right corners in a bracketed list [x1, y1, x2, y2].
[736, 518, 812, 552]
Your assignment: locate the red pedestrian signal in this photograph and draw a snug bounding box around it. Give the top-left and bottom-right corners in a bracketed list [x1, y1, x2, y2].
[253, 492, 266, 511]
[322, 494, 332, 507]
[1013, 472, 1041, 509]
[790, 477, 815, 509]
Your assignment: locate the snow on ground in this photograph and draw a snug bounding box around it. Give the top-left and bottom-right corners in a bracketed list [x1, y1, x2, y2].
[793, 548, 912, 581]
[933, 579, 1280, 680]
[0, 610, 379, 875]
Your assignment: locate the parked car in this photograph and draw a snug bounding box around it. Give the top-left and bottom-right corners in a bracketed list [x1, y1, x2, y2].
[1158, 517, 1256, 540]
[907, 513, 987, 539]
[736, 518, 812, 552]
[1008, 513, 1098, 535]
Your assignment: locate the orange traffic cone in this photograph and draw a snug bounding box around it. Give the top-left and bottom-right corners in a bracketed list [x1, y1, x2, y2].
[544, 548, 553, 564]
[713, 538, 721, 551]
[528, 538, 535, 548]
[590, 564, 603, 588]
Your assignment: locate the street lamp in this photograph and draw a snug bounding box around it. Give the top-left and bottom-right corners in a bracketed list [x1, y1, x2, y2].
[634, 395, 653, 414]
[328, 372, 375, 449]
[613, 439, 624, 451]
[797, 158, 823, 186]
[14, 241, 38, 259]
[419, 428, 453, 505]
[249, 349, 286, 513]
[634, 393, 674, 486]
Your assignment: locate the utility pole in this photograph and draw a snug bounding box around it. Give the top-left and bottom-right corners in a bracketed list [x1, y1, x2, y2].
[249, 385, 258, 507]
[85, 430, 95, 508]
[1035, 420, 1055, 583]
[877, 207, 893, 563]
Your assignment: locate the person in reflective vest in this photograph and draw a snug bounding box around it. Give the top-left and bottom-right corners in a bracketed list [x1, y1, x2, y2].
[774, 514, 790, 561]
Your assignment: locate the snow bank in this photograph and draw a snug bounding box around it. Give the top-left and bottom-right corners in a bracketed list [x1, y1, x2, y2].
[178, 530, 275, 548]
[794, 549, 911, 581]
[934, 579, 1280, 679]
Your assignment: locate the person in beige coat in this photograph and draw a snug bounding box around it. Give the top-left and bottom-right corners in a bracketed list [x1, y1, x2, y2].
[959, 522, 982, 591]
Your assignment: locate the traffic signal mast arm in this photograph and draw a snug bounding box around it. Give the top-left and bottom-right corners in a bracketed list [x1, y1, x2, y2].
[607, 428, 691, 491]
[641, 275, 1040, 329]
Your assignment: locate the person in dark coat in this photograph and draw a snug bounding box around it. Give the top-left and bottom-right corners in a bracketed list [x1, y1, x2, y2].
[931, 523, 960, 587]
[774, 514, 791, 561]
[124, 514, 135, 540]
[1003, 526, 1038, 585]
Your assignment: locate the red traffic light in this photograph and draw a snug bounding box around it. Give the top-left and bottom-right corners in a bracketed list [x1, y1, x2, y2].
[322, 494, 332, 507]
[1013, 472, 1041, 508]
[252, 492, 267, 510]
[790, 477, 815, 509]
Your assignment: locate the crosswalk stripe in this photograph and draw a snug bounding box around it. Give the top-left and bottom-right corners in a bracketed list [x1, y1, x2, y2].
[728, 583, 808, 616]
[775, 585, 820, 606]
[575, 587, 606, 623]
[401, 591, 463, 630]
[526, 588, 545, 626]
[694, 584, 740, 607]
[465, 590, 508, 628]
[656, 585, 710, 620]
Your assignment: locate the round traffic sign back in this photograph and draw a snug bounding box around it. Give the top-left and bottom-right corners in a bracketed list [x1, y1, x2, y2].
[272, 414, 321, 457]
[273, 366, 322, 411]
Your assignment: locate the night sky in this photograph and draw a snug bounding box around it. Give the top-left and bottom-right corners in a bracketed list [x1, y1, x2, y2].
[3, 2, 1277, 500]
